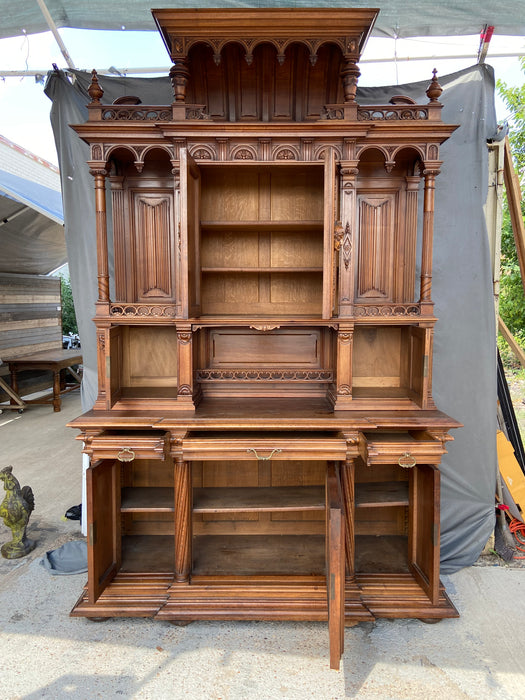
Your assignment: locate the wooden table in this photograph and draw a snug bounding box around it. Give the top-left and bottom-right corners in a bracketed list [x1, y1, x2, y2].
[3, 349, 82, 412]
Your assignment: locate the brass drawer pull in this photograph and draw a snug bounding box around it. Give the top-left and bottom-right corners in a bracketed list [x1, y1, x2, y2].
[398, 452, 416, 468]
[247, 448, 282, 461]
[117, 447, 135, 462]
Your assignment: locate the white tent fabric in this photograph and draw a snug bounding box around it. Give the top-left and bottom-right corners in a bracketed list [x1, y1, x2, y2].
[45, 63, 498, 573]
[1, 0, 525, 40]
[0, 136, 65, 275]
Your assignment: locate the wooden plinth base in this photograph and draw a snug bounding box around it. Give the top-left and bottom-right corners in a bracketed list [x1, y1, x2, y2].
[70, 572, 459, 622]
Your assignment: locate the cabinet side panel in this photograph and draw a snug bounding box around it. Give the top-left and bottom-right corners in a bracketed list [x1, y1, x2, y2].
[121, 327, 178, 387]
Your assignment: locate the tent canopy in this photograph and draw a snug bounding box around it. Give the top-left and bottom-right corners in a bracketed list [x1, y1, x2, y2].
[1, 0, 524, 40]
[0, 135, 65, 275]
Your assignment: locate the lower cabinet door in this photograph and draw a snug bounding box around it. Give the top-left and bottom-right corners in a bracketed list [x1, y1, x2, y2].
[86, 459, 121, 603]
[409, 463, 440, 604]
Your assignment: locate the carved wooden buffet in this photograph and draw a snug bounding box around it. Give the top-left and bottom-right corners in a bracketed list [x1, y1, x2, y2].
[68, 8, 461, 669]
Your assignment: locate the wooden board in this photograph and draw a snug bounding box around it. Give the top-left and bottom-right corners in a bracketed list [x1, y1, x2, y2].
[192, 534, 326, 576]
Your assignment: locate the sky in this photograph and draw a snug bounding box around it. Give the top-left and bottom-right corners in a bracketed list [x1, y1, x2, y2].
[0, 27, 523, 166]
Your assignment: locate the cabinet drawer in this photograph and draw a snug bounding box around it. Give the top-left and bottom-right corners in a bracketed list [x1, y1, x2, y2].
[182, 431, 348, 461]
[86, 431, 168, 461]
[363, 431, 446, 467]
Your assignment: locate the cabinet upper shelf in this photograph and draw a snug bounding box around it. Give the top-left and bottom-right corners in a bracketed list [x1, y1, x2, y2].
[201, 221, 323, 231]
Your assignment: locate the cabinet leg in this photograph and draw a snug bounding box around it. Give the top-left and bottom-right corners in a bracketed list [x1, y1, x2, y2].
[86, 617, 110, 622]
[52, 370, 61, 412]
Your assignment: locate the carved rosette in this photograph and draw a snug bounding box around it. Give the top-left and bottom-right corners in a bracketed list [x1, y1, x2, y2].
[191, 147, 214, 160]
[275, 147, 298, 161]
[357, 107, 428, 121]
[233, 147, 256, 160]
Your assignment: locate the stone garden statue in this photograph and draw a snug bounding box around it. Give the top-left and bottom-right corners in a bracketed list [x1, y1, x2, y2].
[0, 466, 35, 559]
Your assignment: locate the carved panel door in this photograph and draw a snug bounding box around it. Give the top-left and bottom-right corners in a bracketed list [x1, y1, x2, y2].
[132, 190, 176, 302]
[355, 192, 396, 302]
[86, 459, 120, 603]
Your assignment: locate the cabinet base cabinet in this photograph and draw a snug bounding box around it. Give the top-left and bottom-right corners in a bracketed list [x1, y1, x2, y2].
[73, 426, 459, 670]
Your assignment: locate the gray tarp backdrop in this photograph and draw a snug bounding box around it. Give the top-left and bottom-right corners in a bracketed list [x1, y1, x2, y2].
[44, 63, 498, 573]
[2, 0, 525, 39]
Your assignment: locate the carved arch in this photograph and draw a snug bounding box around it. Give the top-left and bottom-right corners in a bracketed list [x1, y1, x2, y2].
[391, 144, 426, 163]
[185, 37, 346, 66]
[355, 144, 390, 163]
[104, 144, 140, 165]
[140, 144, 175, 162]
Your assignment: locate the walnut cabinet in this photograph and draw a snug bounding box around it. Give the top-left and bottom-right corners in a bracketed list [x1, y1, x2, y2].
[69, 8, 461, 670]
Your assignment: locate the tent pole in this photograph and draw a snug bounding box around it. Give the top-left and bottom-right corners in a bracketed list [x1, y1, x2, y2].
[35, 0, 76, 70]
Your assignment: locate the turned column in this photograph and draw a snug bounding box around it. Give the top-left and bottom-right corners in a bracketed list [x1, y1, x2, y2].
[89, 167, 110, 304]
[339, 44, 360, 119]
[170, 55, 190, 119]
[419, 167, 441, 313]
[174, 455, 192, 583]
[340, 457, 355, 579]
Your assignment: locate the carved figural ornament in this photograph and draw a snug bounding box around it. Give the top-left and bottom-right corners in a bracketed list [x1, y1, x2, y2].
[0, 466, 36, 559]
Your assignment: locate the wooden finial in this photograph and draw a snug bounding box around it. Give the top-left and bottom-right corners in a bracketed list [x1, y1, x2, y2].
[88, 69, 104, 105]
[426, 68, 443, 103]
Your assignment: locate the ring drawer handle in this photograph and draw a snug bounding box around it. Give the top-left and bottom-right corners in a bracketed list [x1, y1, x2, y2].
[398, 452, 416, 468]
[117, 448, 135, 462]
[247, 448, 282, 461]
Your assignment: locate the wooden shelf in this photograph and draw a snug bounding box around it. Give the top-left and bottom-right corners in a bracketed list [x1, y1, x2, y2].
[355, 481, 409, 508]
[201, 221, 322, 231]
[192, 534, 326, 576]
[121, 487, 174, 512]
[193, 486, 325, 513]
[201, 267, 323, 273]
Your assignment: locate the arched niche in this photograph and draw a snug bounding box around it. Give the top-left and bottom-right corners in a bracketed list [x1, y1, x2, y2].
[185, 40, 345, 122]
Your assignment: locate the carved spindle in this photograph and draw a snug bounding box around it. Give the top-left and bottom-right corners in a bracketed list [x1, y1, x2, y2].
[426, 69, 443, 103]
[88, 69, 104, 105]
[340, 59, 360, 103]
[169, 58, 190, 102]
